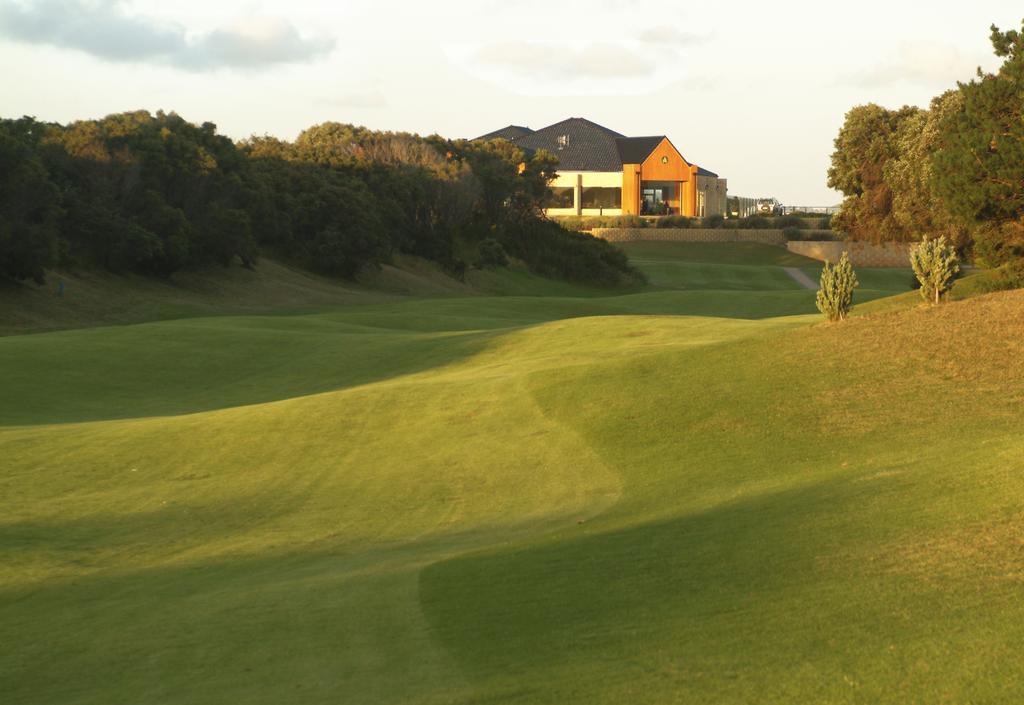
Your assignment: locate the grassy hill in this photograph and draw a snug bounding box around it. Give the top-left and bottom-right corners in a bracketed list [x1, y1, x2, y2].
[3, 242, 1022, 704]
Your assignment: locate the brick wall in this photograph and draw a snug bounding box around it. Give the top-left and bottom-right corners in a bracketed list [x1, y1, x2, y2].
[787, 241, 911, 268]
[591, 228, 791, 245]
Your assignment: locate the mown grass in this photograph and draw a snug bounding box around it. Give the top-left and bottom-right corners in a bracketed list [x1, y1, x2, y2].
[619, 241, 914, 297]
[4, 241, 1021, 704]
[0, 255, 613, 336]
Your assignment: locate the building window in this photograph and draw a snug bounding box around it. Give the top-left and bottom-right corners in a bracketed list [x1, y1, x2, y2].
[581, 187, 621, 209]
[547, 187, 575, 208]
[641, 185, 675, 215]
[556, 134, 569, 149]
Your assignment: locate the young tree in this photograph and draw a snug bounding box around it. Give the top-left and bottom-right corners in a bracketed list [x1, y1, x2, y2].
[816, 252, 859, 321]
[910, 236, 960, 304]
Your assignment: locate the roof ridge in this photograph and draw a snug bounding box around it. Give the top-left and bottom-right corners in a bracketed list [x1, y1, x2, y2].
[570, 116, 625, 138]
[529, 116, 624, 138]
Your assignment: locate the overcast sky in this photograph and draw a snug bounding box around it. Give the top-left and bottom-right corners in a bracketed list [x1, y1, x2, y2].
[0, 0, 1018, 204]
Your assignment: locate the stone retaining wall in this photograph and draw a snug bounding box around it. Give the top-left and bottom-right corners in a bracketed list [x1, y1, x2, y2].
[591, 228, 792, 245]
[787, 241, 911, 268]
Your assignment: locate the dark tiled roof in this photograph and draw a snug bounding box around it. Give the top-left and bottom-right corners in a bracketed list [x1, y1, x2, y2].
[697, 166, 718, 177]
[475, 124, 534, 141]
[508, 117, 626, 171]
[474, 118, 714, 176]
[615, 136, 665, 165]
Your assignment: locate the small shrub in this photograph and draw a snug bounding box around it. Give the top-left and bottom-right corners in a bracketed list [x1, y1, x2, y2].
[775, 215, 806, 229]
[910, 236, 960, 304]
[971, 221, 1024, 268]
[478, 238, 509, 268]
[701, 214, 726, 229]
[443, 257, 467, 281]
[782, 226, 801, 241]
[969, 259, 1024, 294]
[818, 214, 833, 230]
[1003, 258, 1024, 288]
[816, 252, 859, 321]
[736, 215, 771, 230]
[615, 215, 646, 229]
[499, 220, 645, 286]
[550, 215, 648, 231]
[552, 217, 587, 232]
[655, 215, 693, 229]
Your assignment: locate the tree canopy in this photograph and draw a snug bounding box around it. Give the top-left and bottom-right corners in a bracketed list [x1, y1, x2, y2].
[0, 112, 638, 286]
[828, 20, 1024, 265]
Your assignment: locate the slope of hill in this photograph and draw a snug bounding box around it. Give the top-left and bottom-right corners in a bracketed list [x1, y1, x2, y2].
[0, 256, 622, 336]
[3, 242, 1021, 704]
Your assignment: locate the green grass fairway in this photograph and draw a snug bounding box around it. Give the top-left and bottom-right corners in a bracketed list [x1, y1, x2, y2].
[4, 243, 1023, 704]
[618, 241, 916, 295]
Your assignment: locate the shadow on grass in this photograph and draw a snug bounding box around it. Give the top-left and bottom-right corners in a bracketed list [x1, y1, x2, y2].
[0, 290, 826, 427]
[415, 472, 972, 702]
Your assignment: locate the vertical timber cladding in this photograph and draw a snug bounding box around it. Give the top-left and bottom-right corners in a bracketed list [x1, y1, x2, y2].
[621, 138, 698, 216]
[621, 165, 642, 215]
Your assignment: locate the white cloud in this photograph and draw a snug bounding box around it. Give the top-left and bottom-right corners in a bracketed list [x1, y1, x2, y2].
[637, 27, 709, 47]
[322, 87, 388, 109]
[0, 0, 334, 70]
[474, 40, 654, 80]
[444, 39, 696, 96]
[845, 41, 985, 87]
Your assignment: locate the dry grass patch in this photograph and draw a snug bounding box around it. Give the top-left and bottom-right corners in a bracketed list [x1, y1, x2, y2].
[790, 290, 1024, 433]
[887, 512, 1024, 585]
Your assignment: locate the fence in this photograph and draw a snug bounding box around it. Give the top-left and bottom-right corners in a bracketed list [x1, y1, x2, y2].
[781, 206, 841, 215]
[591, 228, 790, 245]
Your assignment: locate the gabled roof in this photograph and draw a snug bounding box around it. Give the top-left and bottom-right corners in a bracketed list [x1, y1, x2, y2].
[473, 117, 714, 176]
[475, 125, 534, 141]
[615, 136, 665, 165]
[501, 117, 626, 171]
[697, 166, 719, 178]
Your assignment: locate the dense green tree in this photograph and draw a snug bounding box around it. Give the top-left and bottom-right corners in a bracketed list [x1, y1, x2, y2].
[932, 21, 1024, 265]
[828, 21, 1024, 276]
[828, 104, 921, 242]
[884, 91, 970, 248]
[0, 126, 61, 282]
[0, 110, 638, 287]
[203, 203, 257, 268]
[32, 111, 258, 274]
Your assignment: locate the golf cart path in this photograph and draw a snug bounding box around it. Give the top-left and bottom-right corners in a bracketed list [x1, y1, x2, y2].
[782, 267, 818, 290]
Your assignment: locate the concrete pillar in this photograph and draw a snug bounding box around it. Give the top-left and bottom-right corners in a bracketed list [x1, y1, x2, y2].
[575, 174, 583, 216]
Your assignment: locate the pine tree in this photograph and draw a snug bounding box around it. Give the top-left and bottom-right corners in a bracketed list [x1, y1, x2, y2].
[932, 22, 1024, 265]
[910, 236, 960, 304]
[816, 252, 859, 321]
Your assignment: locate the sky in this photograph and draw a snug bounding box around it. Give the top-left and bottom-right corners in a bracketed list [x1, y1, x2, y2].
[0, 0, 1019, 204]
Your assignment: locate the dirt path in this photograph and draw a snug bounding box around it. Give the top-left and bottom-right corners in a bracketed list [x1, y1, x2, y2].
[782, 267, 818, 290]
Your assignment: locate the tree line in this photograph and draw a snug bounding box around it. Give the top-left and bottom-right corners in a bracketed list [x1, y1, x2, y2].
[827, 21, 1023, 268]
[0, 112, 638, 286]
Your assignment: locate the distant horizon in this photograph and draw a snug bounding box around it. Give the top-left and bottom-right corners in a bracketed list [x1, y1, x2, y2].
[1, 0, 1017, 205]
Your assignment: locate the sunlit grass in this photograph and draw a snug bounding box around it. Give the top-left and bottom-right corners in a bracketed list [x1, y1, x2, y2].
[3, 243, 1021, 704]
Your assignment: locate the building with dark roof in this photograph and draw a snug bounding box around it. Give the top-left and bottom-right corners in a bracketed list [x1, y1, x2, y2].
[474, 117, 727, 217]
[474, 125, 534, 142]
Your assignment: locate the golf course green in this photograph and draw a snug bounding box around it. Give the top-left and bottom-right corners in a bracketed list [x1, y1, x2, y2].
[3, 242, 1022, 704]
